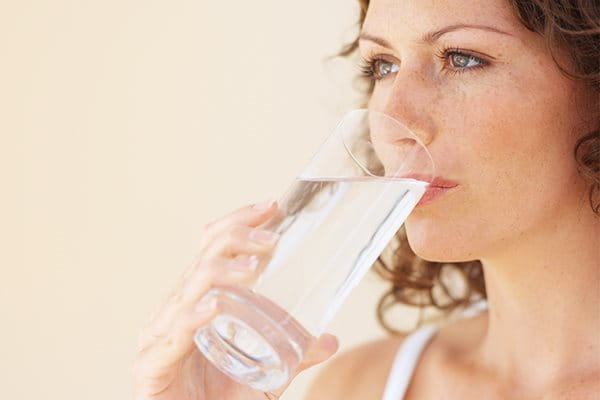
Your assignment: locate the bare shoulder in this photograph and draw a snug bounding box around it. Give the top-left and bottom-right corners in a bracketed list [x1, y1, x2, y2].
[305, 334, 406, 400]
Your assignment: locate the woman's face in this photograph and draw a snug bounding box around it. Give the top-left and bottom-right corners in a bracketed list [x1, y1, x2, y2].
[360, 0, 598, 262]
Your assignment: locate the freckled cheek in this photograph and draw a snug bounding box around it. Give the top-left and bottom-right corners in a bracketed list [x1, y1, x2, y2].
[442, 95, 545, 201]
[461, 117, 574, 233]
[439, 94, 517, 164]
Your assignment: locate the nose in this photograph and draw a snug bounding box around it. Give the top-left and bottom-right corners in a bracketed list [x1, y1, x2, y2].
[371, 67, 436, 147]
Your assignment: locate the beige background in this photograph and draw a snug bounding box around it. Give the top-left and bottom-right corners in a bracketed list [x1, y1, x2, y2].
[2, 1, 405, 399]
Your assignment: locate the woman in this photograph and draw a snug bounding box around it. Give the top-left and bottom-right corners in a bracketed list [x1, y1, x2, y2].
[133, 0, 599, 399]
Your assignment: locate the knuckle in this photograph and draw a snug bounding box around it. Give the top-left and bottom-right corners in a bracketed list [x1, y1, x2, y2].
[204, 256, 231, 280]
[188, 255, 216, 282]
[199, 254, 220, 272]
[181, 269, 215, 301]
[223, 224, 247, 244]
[222, 224, 235, 238]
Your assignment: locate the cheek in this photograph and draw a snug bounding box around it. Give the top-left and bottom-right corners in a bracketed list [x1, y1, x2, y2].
[405, 73, 586, 261]
[463, 72, 583, 213]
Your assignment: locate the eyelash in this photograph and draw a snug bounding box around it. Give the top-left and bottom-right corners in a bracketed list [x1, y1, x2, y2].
[359, 47, 489, 80]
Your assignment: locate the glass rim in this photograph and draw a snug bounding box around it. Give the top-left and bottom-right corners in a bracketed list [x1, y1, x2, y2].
[339, 108, 437, 184]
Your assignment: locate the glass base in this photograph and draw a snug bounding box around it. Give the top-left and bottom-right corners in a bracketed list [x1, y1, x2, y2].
[194, 286, 316, 392]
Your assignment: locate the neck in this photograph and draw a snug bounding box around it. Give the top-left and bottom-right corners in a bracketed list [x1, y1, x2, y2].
[476, 198, 600, 393]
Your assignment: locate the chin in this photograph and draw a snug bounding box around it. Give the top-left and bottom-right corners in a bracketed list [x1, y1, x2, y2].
[404, 216, 477, 263]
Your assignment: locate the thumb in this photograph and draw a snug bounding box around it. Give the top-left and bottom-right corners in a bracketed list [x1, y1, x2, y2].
[263, 334, 339, 398]
[296, 333, 339, 373]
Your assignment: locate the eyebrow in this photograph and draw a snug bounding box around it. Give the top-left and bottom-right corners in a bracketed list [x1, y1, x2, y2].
[359, 23, 514, 50]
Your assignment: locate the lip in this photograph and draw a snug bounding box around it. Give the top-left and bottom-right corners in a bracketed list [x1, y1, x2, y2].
[397, 173, 459, 188]
[397, 173, 459, 206]
[416, 185, 457, 206]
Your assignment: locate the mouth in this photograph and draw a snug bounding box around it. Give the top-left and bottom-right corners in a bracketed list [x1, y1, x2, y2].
[416, 185, 458, 206]
[396, 173, 459, 206]
[397, 173, 459, 187]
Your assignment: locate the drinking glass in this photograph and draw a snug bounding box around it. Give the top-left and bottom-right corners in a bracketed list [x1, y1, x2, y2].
[194, 108, 435, 392]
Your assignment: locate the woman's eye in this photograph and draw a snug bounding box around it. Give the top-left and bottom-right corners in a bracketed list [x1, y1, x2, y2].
[448, 52, 483, 69]
[359, 57, 399, 80]
[373, 59, 399, 78]
[440, 49, 488, 74]
[359, 49, 487, 81]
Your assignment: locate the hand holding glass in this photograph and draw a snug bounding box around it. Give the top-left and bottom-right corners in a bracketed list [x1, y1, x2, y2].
[194, 108, 435, 392]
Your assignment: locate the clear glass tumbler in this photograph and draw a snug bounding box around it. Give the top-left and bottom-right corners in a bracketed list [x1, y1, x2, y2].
[194, 108, 435, 392]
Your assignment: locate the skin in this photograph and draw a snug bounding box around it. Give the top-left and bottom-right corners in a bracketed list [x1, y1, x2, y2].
[135, 0, 599, 398]
[308, 0, 599, 398]
[133, 202, 338, 399]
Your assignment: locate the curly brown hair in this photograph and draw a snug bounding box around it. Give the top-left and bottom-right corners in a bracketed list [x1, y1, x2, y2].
[332, 0, 600, 335]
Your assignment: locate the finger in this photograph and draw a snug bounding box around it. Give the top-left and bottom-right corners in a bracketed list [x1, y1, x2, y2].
[181, 224, 279, 297]
[267, 333, 340, 398]
[203, 200, 278, 237]
[179, 222, 279, 304]
[195, 201, 279, 262]
[203, 225, 280, 260]
[151, 252, 265, 339]
[135, 295, 219, 381]
[180, 254, 262, 304]
[295, 333, 339, 373]
[186, 201, 278, 286]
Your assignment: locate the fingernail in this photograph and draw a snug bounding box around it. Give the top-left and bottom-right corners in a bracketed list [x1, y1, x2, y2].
[228, 254, 260, 271]
[252, 200, 275, 212]
[195, 296, 217, 313]
[249, 229, 279, 245]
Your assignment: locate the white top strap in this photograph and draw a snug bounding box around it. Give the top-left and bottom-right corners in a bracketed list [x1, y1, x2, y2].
[381, 323, 440, 400]
[381, 299, 488, 400]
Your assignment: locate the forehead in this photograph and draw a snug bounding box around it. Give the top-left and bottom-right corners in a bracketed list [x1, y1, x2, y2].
[362, 0, 521, 39]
